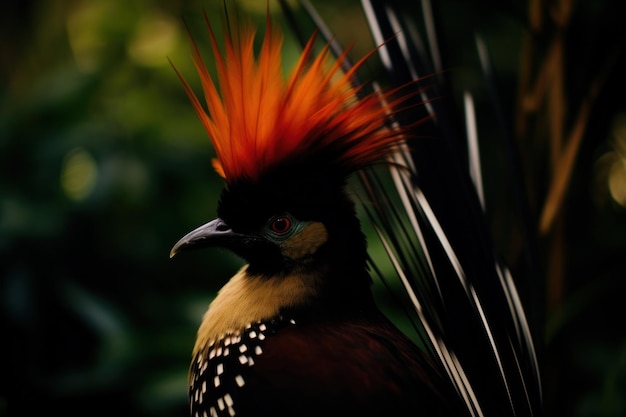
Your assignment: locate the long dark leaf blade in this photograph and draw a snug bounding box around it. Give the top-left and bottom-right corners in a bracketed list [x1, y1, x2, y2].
[357, 2, 542, 416]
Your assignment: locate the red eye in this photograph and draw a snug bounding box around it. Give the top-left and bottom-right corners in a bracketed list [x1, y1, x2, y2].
[270, 216, 292, 234]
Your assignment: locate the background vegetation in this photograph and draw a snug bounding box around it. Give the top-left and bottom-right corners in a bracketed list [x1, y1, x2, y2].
[1, 1, 625, 416]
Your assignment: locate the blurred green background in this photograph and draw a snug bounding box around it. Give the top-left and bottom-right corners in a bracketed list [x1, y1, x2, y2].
[1, 1, 625, 416]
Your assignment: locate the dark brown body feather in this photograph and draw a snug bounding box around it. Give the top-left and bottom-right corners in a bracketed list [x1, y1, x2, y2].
[190, 302, 465, 417]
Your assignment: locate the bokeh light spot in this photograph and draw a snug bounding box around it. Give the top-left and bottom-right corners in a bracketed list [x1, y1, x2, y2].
[608, 153, 626, 207]
[61, 147, 98, 201]
[607, 115, 626, 208]
[128, 12, 180, 67]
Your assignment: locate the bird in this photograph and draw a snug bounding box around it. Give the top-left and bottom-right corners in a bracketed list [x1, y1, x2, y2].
[170, 2, 542, 417]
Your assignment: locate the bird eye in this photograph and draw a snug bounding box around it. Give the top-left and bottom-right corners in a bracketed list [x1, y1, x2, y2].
[270, 216, 292, 234]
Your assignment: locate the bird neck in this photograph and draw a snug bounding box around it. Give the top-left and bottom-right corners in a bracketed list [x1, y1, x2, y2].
[193, 265, 316, 354]
[193, 258, 375, 356]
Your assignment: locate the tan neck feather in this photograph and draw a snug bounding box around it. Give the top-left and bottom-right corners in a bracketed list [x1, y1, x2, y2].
[193, 265, 321, 354]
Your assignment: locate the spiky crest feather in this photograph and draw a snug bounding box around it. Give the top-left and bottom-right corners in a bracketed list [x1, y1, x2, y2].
[173, 10, 419, 185]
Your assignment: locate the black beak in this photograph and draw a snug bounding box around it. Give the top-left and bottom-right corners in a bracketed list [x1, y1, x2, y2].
[170, 218, 244, 258]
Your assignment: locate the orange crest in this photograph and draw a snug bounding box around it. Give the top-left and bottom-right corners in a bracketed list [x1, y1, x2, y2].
[174, 11, 416, 185]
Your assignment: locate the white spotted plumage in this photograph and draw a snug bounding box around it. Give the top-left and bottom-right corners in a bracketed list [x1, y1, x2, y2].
[189, 315, 296, 417]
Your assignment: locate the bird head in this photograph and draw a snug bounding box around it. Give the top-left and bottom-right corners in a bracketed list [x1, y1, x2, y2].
[170, 11, 418, 284]
[170, 159, 364, 281]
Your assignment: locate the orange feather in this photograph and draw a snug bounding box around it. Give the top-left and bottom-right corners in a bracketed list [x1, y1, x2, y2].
[173, 11, 419, 185]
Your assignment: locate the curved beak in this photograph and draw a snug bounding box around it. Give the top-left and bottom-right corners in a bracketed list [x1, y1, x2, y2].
[170, 218, 242, 258]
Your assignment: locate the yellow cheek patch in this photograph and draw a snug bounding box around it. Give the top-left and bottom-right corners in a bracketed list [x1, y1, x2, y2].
[280, 222, 328, 260]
